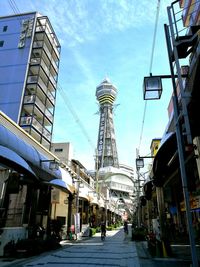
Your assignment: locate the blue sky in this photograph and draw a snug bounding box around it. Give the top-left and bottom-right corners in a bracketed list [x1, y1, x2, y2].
[1, 0, 175, 170]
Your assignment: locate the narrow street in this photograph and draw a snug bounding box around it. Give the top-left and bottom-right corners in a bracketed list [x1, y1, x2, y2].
[3, 227, 140, 267]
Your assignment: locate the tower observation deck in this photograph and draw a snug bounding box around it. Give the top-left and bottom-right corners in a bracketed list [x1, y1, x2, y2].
[96, 78, 119, 169]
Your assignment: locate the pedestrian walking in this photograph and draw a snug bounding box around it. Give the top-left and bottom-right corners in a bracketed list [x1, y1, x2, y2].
[100, 221, 106, 241]
[124, 220, 128, 240]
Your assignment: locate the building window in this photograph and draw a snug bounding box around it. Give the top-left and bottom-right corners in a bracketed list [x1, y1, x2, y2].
[55, 148, 63, 152]
[0, 41, 4, 47]
[3, 26, 8, 32]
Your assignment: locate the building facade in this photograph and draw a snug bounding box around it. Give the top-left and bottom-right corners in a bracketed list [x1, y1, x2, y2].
[138, 1, 200, 258]
[0, 12, 60, 150]
[51, 142, 74, 167]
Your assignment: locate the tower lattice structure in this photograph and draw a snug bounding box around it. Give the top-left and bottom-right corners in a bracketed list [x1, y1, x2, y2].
[96, 78, 119, 169]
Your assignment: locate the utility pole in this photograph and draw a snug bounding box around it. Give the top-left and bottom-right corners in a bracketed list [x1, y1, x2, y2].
[75, 165, 80, 240]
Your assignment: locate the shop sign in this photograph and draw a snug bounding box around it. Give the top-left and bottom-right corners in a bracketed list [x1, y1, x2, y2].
[180, 196, 200, 211]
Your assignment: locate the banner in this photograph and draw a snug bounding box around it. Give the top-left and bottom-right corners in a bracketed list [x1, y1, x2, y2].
[74, 213, 80, 234]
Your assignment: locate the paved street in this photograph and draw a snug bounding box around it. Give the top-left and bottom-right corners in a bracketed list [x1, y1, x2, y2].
[1, 227, 140, 267]
[2, 226, 199, 267]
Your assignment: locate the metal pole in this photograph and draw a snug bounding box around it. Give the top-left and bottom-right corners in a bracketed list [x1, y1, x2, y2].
[136, 169, 141, 227]
[164, 21, 199, 267]
[75, 166, 80, 239]
[136, 149, 141, 227]
[167, 6, 192, 145]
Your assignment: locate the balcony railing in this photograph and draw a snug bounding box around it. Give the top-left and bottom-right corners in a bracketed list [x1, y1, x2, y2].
[47, 91, 55, 105]
[26, 76, 56, 107]
[24, 94, 45, 113]
[49, 73, 57, 88]
[109, 181, 133, 193]
[20, 116, 32, 125]
[43, 127, 51, 141]
[24, 94, 35, 104]
[35, 23, 60, 59]
[21, 116, 43, 134]
[27, 75, 38, 84]
[32, 117, 43, 132]
[44, 108, 53, 122]
[33, 40, 59, 73]
[33, 40, 43, 49]
[27, 75, 48, 95]
[30, 57, 50, 76]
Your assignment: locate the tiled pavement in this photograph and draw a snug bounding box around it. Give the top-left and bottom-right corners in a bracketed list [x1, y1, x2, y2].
[1, 227, 200, 267]
[0, 227, 140, 267]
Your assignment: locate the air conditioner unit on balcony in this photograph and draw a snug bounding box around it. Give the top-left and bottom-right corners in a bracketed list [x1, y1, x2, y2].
[25, 96, 34, 103]
[26, 117, 32, 124]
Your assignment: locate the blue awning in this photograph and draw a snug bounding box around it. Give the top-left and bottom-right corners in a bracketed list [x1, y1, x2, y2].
[0, 145, 36, 177]
[44, 174, 74, 193]
[0, 124, 61, 181]
[48, 179, 69, 191]
[46, 168, 74, 193]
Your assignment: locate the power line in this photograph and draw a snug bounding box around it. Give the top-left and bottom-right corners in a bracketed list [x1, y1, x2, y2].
[57, 84, 96, 151]
[138, 0, 161, 153]
[8, 0, 21, 14]
[138, 101, 147, 152]
[8, 0, 22, 28]
[149, 0, 161, 74]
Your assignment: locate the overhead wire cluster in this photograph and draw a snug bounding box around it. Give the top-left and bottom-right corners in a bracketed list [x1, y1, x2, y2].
[137, 0, 161, 155]
[8, 0, 20, 14]
[57, 84, 96, 152]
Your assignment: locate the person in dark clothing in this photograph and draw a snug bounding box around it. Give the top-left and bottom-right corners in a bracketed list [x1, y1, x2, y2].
[100, 222, 106, 240]
[124, 221, 128, 235]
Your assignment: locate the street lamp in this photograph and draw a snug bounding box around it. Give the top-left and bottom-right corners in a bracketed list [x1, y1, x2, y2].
[143, 75, 171, 100]
[136, 156, 154, 170]
[135, 156, 153, 227]
[143, 74, 164, 100]
[136, 158, 144, 169]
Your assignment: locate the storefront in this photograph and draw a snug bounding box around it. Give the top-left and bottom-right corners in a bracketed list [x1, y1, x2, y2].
[0, 112, 73, 256]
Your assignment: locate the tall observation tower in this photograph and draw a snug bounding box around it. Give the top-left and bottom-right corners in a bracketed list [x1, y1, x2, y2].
[96, 78, 119, 169]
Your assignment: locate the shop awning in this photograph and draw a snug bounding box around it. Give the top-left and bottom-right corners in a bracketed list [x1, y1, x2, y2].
[152, 132, 177, 186]
[0, 145, 36, 177]
[0, 124, 61, 180]
[48, 179, 73, 192]
[58, 168, 74, 193]
[43, 168, 75, 193]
